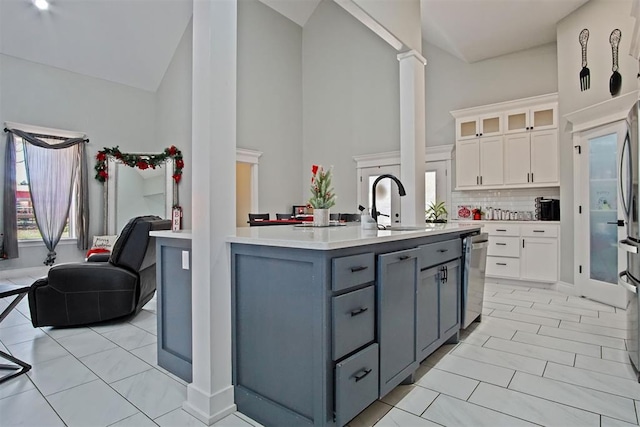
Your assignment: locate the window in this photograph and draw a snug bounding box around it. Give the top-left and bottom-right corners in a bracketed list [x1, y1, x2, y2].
[14, 135, 76, 241]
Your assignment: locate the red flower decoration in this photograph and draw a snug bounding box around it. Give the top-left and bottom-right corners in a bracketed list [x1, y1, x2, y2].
[312, 164, 319, 175]
[176, 159, 184, 169]
[172, 173, 182, 183]
[168, 146, 177, 156]
[98, 170, 108, 179]
[96, 152, 106, 162]
[137, 161, 149, 170]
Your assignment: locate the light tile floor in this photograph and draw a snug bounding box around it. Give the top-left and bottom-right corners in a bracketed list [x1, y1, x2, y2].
[1, 274, 638, 427]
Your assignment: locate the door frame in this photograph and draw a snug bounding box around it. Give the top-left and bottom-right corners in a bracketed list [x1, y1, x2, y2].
[354, 145, 453, 222]
[574, 120, 628, 308]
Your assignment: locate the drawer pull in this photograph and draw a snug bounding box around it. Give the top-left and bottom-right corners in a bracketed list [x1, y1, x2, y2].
[398, 255, 412, 261]
[437, 249, 449, 253]
[496, 262, 507, 266]
[495, 243, 507, 246]
[350, 307, 369, 317]
[496, 229, 507, 232]
[352, 368, 373, 382]
[350, 266, 368, 273]
[533, 230, 545, 233]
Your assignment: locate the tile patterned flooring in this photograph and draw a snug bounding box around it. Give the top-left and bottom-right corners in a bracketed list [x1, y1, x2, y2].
[1, 273, 639, 427]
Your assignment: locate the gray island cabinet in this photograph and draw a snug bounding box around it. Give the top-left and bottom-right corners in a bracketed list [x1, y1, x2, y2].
[229, 224, 480, 427]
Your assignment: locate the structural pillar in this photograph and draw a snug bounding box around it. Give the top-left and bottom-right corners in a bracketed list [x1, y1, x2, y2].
[398, 50, 427, 225]
[184, 0, 237, 424]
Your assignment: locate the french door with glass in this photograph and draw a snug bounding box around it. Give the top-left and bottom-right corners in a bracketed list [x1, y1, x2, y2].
[576, 120, 628, 308]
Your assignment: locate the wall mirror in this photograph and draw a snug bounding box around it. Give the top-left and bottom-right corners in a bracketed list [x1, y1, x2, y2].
[96, 146, 183, 235]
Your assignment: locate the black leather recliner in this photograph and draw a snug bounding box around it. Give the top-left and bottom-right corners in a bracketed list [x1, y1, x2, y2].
[28, 215, 171, 327]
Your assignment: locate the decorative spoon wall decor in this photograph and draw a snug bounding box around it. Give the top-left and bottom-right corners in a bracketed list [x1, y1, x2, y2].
[609, 29, 622, 97]
[579, 29, 590, 91]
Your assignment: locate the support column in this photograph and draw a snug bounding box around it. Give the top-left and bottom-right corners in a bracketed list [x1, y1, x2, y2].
[184, 0, 237, 424]
[398, 50, 427, 225]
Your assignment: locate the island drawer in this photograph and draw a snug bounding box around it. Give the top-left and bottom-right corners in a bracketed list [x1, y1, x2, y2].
[419, 239, 461, 270]
[332, 253, 375, 292]
[335, 343, 379, 427]
[487, 236, 519, 257]
[332, 285, 375, 361]
[486, 256, 520, 278]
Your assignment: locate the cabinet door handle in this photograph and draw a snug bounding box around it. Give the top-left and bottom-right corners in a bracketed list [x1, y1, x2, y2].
[476, 176, 479, 185]
[531, 173, 534, 182]
[527, 173, 530, 182]
[445, 266, 448, 282]
[437, 249, 449, 253]
[522, 239, 525, 248]
[480, 176, 483, 185]
[496, 262, 507, 266]
[398, 255, 412, 261]
[496, 229, 507, 232]
[533, 230, 545, 233]
[353, 368, 372, 382]
[495, 243, 507, 246]
[350, 307, 368, 317]
[350, 266, 368, 273]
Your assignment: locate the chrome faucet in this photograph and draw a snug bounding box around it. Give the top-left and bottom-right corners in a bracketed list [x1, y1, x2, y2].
[371, 174, 406, 223]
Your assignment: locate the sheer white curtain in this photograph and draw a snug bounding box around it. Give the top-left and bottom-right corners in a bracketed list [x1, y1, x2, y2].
[24, 142, 79, 265]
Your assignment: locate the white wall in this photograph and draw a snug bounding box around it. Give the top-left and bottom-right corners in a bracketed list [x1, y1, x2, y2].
[352, 0, 421, 51]
[557, 0, 636, 283]
[0, 54, 156, 270]
[155, 19, 193, 229]
[424, 41, 559, 147]
[237, 0, 303, 216]
[303, 0, 399, 213]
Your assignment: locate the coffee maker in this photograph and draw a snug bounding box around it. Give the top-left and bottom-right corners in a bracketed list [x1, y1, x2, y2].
[535, 197, 560, 221]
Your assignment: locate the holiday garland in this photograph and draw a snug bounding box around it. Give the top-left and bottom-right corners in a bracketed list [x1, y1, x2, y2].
[94, 145, 184, 184]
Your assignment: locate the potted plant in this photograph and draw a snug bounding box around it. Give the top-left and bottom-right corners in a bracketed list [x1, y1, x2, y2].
[426, 201, 448, 223]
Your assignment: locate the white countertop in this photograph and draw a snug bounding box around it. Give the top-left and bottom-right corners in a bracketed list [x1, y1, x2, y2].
[227, 223, 482, 250]
[450, 219, 561, 225]
[150, 230, 193, 239]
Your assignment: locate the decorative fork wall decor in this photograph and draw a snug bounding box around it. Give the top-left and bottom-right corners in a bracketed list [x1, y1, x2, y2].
[579, 29, 590, 91]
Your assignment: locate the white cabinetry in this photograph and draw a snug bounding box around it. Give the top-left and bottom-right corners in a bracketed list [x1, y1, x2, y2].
[456, 136, 504, 188]
[456, 113, 503, 140]
[452, 94, 559, 190]
[504, 129, 558, 185]
[520, 225, 559, 282]
[483, 222, 559, 283]
[504, 103, 557, 134]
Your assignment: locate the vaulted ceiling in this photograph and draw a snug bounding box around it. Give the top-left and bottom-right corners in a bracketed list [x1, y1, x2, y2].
[0, 0, 590, 92]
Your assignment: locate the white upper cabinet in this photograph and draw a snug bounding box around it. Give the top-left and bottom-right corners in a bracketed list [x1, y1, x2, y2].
[504, 103, 557, 134]
[456, 113, 503, 140]
[452, 93, 559, 190]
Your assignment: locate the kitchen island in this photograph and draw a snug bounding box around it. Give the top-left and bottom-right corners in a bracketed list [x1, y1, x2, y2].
[228, 222, 481, 427]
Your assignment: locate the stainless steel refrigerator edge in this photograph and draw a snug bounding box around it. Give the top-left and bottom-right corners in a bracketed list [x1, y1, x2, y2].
[618, 101, 640, 381]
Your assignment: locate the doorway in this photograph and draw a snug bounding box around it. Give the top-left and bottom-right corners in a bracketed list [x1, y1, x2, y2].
[576, 120, 627, 308]
[425, 160, 449, 219]
[359, 165, 402, 227]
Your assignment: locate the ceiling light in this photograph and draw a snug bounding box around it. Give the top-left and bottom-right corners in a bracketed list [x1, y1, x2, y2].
[33, 0, 49, 11]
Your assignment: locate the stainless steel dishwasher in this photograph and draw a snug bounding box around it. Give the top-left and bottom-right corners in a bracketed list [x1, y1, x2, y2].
[461, 232, 489, 329]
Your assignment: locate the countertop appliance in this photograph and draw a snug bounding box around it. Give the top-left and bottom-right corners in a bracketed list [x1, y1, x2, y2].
[618, 100, 640, 381]
[461, 232, 489, 329]
[535, 197, 560, 221]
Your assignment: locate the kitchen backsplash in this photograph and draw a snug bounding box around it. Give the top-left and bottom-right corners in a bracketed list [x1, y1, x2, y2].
[451, 188, 560, 219]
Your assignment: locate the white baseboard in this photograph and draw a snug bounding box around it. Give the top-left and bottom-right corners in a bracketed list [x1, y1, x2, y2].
[554, 281, 579, 296]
